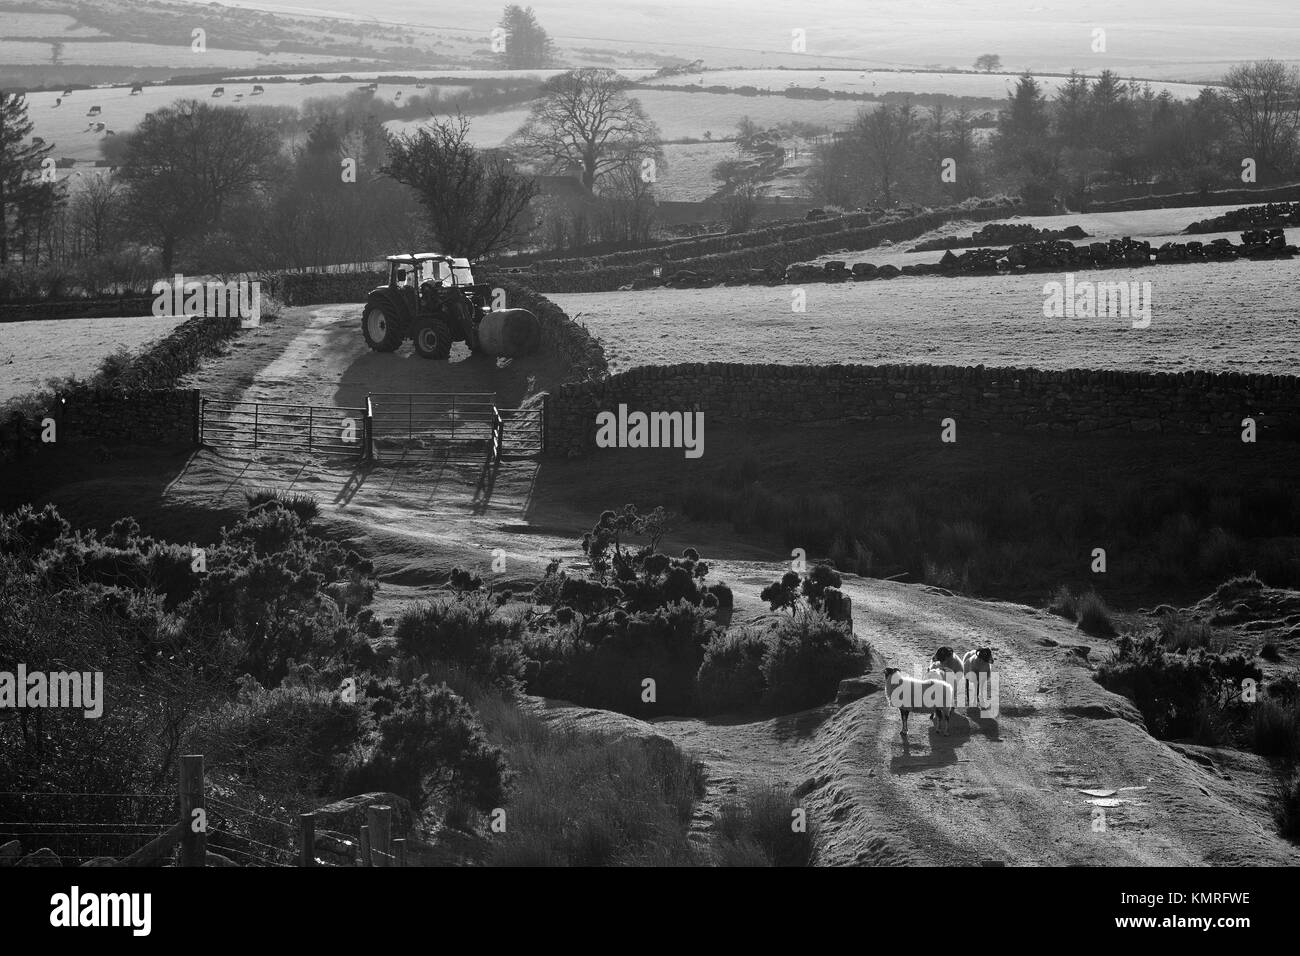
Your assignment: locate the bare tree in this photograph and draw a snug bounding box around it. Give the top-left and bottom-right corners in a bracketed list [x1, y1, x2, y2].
[71, 173, 122, 257]
[854, 103, 919, 205]
[974, 54, 1002, 73]
[383, 113, 539, 259]
[117, 100, 284, 271]
[1222, 60, 1300, 180]
[510, 68, 663, 193]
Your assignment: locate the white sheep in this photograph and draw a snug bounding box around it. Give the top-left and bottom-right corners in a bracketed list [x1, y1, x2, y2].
[884, 667, 955, 736]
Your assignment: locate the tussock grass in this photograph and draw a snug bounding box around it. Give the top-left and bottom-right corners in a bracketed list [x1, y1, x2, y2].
[712, 784, 814, 867]
[473, 693, 705, 866]
[1076, 591, 1117, 636]
[1156, 614, 1225, 653]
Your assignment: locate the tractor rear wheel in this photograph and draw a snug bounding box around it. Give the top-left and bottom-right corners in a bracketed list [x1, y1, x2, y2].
[362, 304, 402, 352]
[413, 318, 452, 359]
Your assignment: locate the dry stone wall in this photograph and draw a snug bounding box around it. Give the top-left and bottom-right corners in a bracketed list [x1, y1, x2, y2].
[545, 363, 1300, 457]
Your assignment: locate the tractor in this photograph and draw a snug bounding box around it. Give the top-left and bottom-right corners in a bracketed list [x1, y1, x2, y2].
[361, 253, 495, 359]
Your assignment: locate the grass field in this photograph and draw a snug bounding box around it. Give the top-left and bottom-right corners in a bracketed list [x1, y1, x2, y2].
[554, 255, 1300, 376]
[0, 11, 107, 35]
[383, 87, 877, 150]
[0, 314, 187, 404]
[0, 39, 340, 68]
[25, 81, 426, 161]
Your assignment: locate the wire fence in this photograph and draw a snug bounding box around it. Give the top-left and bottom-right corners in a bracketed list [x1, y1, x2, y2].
[0, 762, 411, 868]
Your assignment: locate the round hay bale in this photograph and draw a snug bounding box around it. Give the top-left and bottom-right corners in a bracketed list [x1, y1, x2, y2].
[477, 308, 541, 358]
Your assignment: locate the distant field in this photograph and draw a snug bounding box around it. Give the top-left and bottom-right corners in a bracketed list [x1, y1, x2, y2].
[197, 0, 1300, 80]
[245, 69, 657, 82]
[807, 206, 1279, 270]
[0, 11, 107, 35]
[386, 87, 877, 152]
[0, 39, 337, 68]
[656, 141, 736, 201]
[643, 69, 1211, 100]
[0, 314, 187, 404]
[554, 257, 1300, 376]
[26, 81, 430, 161]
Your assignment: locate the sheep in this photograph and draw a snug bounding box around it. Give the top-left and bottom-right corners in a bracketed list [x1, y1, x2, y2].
[931, 645, 965, 676]
[884, 667, 954, 736]
[928, 644, 966, 696]
[961, 647, 994, 707]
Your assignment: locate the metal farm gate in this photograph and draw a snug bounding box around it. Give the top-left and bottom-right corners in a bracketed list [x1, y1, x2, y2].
[367, 392, 497, 460]
[200, 393, 544, 461]
[200, 399, 366, 458]
[495, 405, 545, 458]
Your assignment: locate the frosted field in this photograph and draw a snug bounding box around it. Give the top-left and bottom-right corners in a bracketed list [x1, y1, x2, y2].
[804, 207, 1289, 271]
[0, 315, 187, 404]
[243, 70, 657, 82]
[553, 258, 1300, 376]
[386, 87, 881, 151]
[0, 40, 336, 68]
[0, 12, 107, 36]
[27, 81, 420, 162]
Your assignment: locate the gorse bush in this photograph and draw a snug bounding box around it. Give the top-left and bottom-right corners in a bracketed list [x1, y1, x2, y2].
[245, 488, 320, 523]
[1094, 634, 1260, 740]
[343, 676, 509, 820]
[759, 562, 843, 614]
[395, 592, 526, 670]
[194, 675, 366, 804]
[523, 601, 719, 716]
[760, 610, 868, 713]
[696, 628, 770, 714]
[512, 506, 868, 717]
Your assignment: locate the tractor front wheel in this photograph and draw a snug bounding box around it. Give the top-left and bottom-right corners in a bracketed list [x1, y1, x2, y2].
[413, 318, 452, 359]
[362, 305, 402, 352]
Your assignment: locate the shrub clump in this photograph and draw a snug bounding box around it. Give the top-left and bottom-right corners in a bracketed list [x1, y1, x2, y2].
[343, 676, 509, 823]
[760, 610, 868, 713]
[696, 628, 770, 714]
[1094, 635, 1260, 740]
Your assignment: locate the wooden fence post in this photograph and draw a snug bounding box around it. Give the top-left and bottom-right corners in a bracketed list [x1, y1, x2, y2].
[359, 825, 371, 867]
[392, 837, 406, 868]
[367, 805, 392, 868]
[179, 754, 206, 867]
[299, 813, 316, 867]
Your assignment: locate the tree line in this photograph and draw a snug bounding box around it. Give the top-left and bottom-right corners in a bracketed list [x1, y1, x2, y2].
[810, 61, 1300, 210]
[3, 56, 1297, 293]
